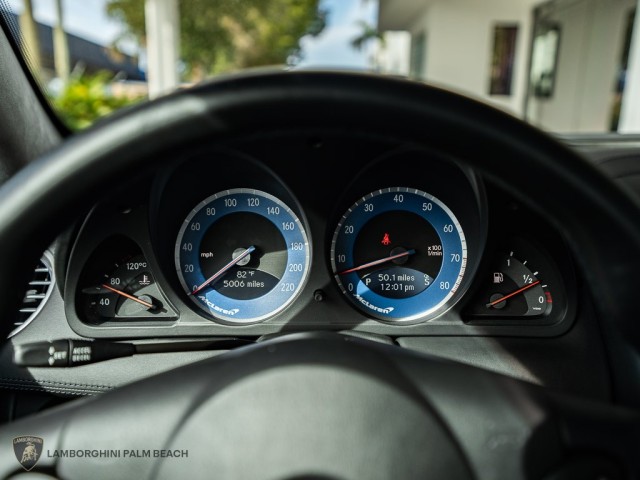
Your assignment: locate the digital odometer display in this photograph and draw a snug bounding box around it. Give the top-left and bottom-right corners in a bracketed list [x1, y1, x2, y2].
[331, 187, 467, 322]
[175, 189, 310, 323]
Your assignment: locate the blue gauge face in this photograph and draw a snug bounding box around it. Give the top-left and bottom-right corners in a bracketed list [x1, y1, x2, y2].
[331, 187, 467, 323]
[175, 189, 310, 323]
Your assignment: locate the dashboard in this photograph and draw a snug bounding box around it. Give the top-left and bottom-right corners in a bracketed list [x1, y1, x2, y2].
[60, 131, 575, 339]
[4, 128, 626, 410]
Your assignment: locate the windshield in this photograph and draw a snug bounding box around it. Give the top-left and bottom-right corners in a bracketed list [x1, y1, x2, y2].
[1, 0, 638, 133]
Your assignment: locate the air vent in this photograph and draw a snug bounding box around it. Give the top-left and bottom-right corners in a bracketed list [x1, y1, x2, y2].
[10, 254, 54, 337]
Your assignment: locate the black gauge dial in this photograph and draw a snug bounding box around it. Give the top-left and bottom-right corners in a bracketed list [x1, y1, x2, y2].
[76, 236, 175, 324]
[467, 250, 552, 317]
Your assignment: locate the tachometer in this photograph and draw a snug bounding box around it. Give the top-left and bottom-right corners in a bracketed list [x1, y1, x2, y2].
[331, 187, 466, 323]
[175, 189, 310, 323]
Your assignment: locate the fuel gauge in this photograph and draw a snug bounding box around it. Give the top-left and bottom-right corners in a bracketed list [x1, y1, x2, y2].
[466, 246, 555, 318]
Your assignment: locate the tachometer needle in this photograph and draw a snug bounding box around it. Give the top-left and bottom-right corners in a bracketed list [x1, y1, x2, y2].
[486, 280, 540, 308]
[101, 284, 155, 309]
[337, 249, 416, 275]
[190, 246, 256, 295]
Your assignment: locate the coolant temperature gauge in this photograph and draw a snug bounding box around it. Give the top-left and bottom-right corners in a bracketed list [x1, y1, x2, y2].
[467, 250, 553, 318]
[76, 236, 176, 324]
[81, 254, 160, 318]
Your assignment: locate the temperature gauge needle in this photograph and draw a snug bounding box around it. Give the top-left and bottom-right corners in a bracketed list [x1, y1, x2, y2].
[191, 246, 256, 295]
[338, 249, 416, 275]
[101, 284, 155, 309]
[486, 280, 541, 308]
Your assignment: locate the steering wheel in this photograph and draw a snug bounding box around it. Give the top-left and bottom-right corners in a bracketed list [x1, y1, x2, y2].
[0, 72, 639, 479]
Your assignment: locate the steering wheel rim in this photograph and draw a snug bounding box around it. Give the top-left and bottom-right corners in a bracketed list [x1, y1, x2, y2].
[0, 71, 639, 478]
[0, 332, 639, 479]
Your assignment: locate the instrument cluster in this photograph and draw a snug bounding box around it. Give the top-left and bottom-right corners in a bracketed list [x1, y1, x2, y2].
[63, 133, 574, 338]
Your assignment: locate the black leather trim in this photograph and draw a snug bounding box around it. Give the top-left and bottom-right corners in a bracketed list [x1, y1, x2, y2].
[0, 23, 61, 183]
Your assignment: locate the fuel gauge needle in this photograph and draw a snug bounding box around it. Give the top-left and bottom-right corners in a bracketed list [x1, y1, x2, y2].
[191, 246, 256, 295]
[486, 280, 540, 308]
[101, 284, 155, 309]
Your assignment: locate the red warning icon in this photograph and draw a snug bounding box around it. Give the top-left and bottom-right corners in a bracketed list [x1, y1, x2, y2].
[381, 233, 391, 246]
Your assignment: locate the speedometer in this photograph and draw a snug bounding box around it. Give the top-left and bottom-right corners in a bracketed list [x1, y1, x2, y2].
[175, 189, 310, 323]
[331, 187, 466, 323]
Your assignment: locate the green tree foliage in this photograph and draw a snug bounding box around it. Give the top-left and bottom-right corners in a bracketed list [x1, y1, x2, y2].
[106, 0, 326, 80]
[53, 72, 143, 130]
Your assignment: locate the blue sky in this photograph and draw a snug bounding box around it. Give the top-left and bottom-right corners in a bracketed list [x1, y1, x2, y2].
[6, 0, 377, 68]
[298, 0, 378, 69]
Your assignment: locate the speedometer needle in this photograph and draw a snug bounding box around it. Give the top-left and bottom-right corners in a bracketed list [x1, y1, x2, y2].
[337, 249, 416, 275]
[190, 246, 256, 295]
[101, 284, 155, 309]
[486, 280, 540, 308]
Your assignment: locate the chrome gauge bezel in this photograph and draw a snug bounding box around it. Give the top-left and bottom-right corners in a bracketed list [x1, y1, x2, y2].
[331, 187, 468, 324]
[174, 188, 311, 324]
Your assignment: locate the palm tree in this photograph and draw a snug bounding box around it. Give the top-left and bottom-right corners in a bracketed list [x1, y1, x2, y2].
[351, 20, 383, 51]
[351, 20, 384, 71]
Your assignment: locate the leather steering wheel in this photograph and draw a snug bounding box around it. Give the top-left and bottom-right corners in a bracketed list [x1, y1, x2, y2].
[0, 72, 639, 479]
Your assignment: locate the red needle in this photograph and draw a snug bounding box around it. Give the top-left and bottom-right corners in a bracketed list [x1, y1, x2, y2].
[486, 280, 541, 308]
[337, 249, 416, 275]
[102, 284, 154, 309]
[191, 246, 256, 295]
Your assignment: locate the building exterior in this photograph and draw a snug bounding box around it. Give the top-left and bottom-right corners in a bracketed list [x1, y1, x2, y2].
[374, 31, 411, 77]
[5, 11, 144, 84]
[377, 0, 637, 133]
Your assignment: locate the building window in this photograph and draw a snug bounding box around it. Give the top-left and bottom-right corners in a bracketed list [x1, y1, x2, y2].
[530, 24, 561, 99]
[489, 25, 518, 95]
[410, 32, 426, 80]
[610, 9, 635, 130]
